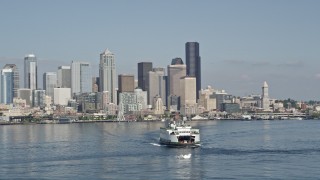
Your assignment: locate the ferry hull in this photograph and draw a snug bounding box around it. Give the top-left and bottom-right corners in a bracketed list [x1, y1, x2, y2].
[159, 138, 200, 148]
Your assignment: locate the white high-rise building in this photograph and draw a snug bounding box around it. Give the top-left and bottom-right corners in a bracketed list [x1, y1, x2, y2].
[71, 61, 92, 94]
[134, 88, 147, 110]
[0, 68, 14, 104]
[54, 88, 71, 105]
[180, 76, 197, 106]
[261, 81, 270, 110]
[24, 54, 37, 90]
[43, 72, 57, 99]
[57, 66, 71, 88]
[180, 76, 197, 115]
[153, 95, 164, 115]
[99, 49, 117, 104]
[3, 64, 19, 98]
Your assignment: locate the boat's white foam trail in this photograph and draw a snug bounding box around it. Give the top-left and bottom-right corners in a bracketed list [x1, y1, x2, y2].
[150, 143, 161, 146]
[177, 153, 192, 159]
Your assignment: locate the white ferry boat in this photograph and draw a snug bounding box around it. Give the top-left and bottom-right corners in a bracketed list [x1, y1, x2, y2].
[160, 120, 200, 148]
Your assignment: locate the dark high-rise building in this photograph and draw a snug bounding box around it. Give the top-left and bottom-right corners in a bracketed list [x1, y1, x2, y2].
[118, 74, 135, 105]
[171, 58, 184, 65]
[118, 74, 134, 93]
[138, 62, 153, 91]
[185, 42, 201, 100]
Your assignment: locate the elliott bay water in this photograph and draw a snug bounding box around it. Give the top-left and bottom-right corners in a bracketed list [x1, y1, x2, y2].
[1, 120, 320, 179]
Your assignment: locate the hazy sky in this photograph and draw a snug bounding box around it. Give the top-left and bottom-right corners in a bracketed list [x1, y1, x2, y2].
[1, 0, 320, 100]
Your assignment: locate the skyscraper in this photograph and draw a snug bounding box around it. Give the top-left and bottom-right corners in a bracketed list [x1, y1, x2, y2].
[118, 74, 134, 93]
[167, 58, 186, 97]
[24, 54, 37, 90]
[0, 68, 14, 104]
[43, 72, 57, 99]
[3, 64, 19, 98]
[138, 62, 153, 91]
[118, 74, 134, 105]
[148, 68, 166, 107]
[99, 49, 117, 104]
[185, 42, 201, 99]
[32, 89, 46, 107]
[261, 81, 270, 110]
[180, 76, 197, 116]
[171, 58, 184, 65]
[57, 66, 71, 88]
[180, 76, 197, 107]
[71, 61, 92, 94]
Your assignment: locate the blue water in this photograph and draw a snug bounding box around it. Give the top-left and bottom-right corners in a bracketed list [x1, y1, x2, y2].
[1, 120, 320, 179]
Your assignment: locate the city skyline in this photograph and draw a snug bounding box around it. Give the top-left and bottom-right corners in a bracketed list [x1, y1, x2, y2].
[1, 1, 320, 100]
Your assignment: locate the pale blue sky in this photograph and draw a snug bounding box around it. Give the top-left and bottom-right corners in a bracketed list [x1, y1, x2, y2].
[1, 0, 320, 100]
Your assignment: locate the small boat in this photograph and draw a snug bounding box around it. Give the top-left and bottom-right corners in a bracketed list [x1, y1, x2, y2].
[160, 120, 200, 148]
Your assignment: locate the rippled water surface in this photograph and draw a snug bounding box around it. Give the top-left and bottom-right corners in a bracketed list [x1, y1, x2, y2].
[1, 120, 320, 179]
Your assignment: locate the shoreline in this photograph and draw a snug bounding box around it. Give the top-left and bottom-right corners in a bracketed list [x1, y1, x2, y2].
[0, 118, 317, 126]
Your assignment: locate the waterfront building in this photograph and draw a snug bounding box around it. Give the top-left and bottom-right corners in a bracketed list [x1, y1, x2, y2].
[167, 95, 180, 112]
[240, 95, 261, 112]
[222, 103, 241, 114]
[198, 86, 217, 112]
[68, 99, 78, 110]
[185, 42, 201, 99]
[43, 72, 57, 100]
[213, 90, 229, 111]
[261, 81, 270, 111]
[18, 88, 32, 107]
[32, 89, 46, 108]
[118, 88, 148, 115]
[99, 49, 117, 104]
[24, 54, 38, 90]
[0, 68, 14, 104]
[153, 95, 164, 115]
[138, 62, 153, 92]
[273, 101, 285, 112]
[74, 92, 99, 113]
[57, 66, 71, 88]
[3, 64, 19, 97]
[105, 103, 117, 116]
[134, 88, 147, 110]
[119, 92, 140, 114]
[54, 88, 71, 106]
[148, 68, 166, 107]
[182, 104, 199, 116]
[71, 61, 92, 94]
